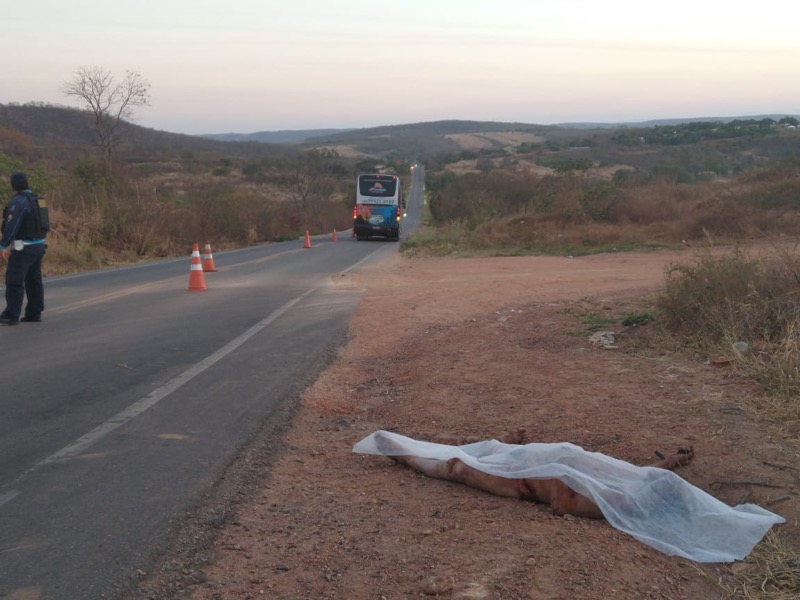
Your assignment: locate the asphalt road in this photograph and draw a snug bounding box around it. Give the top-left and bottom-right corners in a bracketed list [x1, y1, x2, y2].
[0, 167, 425, 599]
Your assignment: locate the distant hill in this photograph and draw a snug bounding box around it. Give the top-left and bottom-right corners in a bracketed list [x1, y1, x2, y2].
[3, 103, 798, 166]
[555, 115, 800, 129]
[300, 120, 568, 160]
[0, 106, 561, 161]
[195, 115, 800, 160]
[201, 120, 560, 150]
[0, 103, 289, 160]
[198, 115, 800, 141]
[309, 120, 557, 140]
[0, 107, 572, 162]
[200, 129, 353, 143]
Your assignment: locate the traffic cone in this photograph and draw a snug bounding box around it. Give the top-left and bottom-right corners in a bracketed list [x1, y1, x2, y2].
[304, 230, 311, 248]
[332, 229, 338, 242]
[202, 241, 218, 272]
[188, 243, 208, 291]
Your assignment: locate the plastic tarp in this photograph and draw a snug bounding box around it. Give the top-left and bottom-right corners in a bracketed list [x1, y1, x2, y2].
[353, 430, 785, 563]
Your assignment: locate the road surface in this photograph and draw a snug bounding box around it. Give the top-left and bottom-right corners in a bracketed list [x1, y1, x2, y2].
[0, 166, 425, 599]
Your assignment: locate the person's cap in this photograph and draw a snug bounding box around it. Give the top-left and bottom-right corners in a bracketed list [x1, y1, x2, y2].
[10, 172, 29, 191]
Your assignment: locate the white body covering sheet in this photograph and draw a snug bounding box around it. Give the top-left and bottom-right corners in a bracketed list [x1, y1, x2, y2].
[353, 430, 785, 563]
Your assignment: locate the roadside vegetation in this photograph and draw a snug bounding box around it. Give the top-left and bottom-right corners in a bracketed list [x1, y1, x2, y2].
[403, 121, 800, 413]
[0, 104, 416, 275]
[658, 244, 800, 399]
[406, 119, 800, 399]
[2, 149, 367, 275]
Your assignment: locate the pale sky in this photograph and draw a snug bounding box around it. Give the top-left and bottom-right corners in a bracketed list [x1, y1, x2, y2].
[2, 0, 798, 135]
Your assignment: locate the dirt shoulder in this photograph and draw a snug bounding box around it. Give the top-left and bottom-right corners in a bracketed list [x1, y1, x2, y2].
[147, 250, 799, 600]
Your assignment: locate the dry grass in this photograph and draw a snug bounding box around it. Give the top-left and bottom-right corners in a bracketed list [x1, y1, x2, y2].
[402, 214, 670, 258]
[713, 531, 800, 599]
[657, 244, 800, 399]
[444, 131, 546, 150]
[737, 321, 800, 429]
[28, 167, 352, 275]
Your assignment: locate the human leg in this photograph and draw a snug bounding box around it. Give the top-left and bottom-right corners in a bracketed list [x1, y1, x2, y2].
[22, 246, 45, 320]
[1, 251, 26, 322]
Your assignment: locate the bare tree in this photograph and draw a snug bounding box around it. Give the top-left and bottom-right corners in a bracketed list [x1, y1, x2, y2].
[61, 66, 151, 174]
[289, 148, 339, 221]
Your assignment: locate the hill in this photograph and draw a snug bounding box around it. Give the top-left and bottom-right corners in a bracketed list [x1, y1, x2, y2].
[202, 116, 800, 162]
[200, 129, 353, 144]
[0, 105, 572, 161]
[0, 105, 593, 165]
[301, 120, 561, 159]
[0, 103, 289, 161]
[3, 103, 799, 176]
[554, 114, 800, 129]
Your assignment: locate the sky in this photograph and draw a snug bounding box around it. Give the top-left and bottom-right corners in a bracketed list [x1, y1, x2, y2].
[2, 0, 798, 135]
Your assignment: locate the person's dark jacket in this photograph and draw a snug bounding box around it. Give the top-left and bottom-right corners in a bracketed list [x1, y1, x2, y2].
[0, 190, 46, 249]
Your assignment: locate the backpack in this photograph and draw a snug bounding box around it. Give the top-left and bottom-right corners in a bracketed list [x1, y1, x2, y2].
[29, 193, 50, 236]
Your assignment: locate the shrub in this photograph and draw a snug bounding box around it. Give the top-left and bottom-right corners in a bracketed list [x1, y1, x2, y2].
[657, 243, 800, 399]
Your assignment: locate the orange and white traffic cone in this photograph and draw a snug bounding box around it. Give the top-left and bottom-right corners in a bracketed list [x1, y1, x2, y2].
[304, 230, 311, 248]
[188, 243, 208, 291]
[332, 229, 338, 242]
[202, 241, 218, 272]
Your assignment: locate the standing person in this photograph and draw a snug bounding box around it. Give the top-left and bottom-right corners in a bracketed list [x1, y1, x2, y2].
[0, 172, 48, 325]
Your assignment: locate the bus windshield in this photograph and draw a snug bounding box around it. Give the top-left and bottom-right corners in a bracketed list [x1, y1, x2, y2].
[358, 175, 398, 199]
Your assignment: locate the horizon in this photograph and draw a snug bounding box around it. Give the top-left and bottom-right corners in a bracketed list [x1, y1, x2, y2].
[2, 1, 798, 136]
[5, 102, 797, 139]
[193, 112, 800, 137]
[194, 110, 800, 136]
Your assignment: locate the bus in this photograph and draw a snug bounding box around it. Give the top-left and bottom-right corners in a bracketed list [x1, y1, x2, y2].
[353, 173, 402, 241]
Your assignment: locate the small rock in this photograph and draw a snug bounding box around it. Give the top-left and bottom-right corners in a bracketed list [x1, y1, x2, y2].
[589, 331, 617, 349]
[422, 574, 455, 595]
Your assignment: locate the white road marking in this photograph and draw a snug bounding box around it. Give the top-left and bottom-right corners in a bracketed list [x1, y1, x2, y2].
[0, 288, 316, 508]
[0, 490, 19, 509]
[0, 241, 389, 511]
